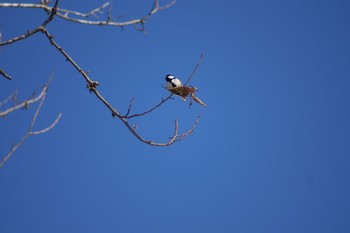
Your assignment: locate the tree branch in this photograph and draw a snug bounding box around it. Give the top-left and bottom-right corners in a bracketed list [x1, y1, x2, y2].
[0, 69, 12, 80]
[184, 53, 204, 86]
[175, 114, 201, 142]
[0, 1, 176, 29]
[122, 93, 174, 119]
[37, 27, 201, 146]
[0, 91, 15, 107]
[0, 0, 59, 46]
[0, 0, 203, 148]
[0, 85, 48, 117]
[0, 83, 62, 167]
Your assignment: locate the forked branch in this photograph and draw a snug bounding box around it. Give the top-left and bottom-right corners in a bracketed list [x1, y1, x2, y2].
[0, 0, 59, 46]
[0, 82, 62, 167]
[0, 0, 203, 147]
[0, 0, 176, 30]
[0, 85, 48, 117]
[38, 27, 203, 146]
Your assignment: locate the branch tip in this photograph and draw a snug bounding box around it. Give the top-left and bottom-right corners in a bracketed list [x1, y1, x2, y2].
[0, 79, 61, 167]
[0, 69, 12, 80]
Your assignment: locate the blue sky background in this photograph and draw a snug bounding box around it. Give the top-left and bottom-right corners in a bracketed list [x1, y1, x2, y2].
[1, 0, 350, 232]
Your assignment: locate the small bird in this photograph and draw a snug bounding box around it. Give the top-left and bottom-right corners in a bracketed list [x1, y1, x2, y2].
[165, 74, 207, 107]
[165, 74, 183, 89]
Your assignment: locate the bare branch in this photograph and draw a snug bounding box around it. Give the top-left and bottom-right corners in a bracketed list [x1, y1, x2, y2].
[0, 27, 41, 46]
[0, 0, 203, 148]
[0, 2, 109, 18]
[36, 27, 201, 146]
[175, 115, 201, 142]
[123, 97, 136, 117]
[0, 1, 176, 29]
[30, 113, 62, 135]
[92, 84, 183, 146]
[0, 129, 30, 167]
[123, 93, 174, 119]
[0, 69, 12, 80]
[0, 0, 59, 46]
[0, 82, 62, 167]
[27, 86, 48, 131]
[184, 53, 204, 86]
[0, 85, 48, 117]
[160, 0, 177, 10]
[56, 2, 110, 18]
[0, 92, 15, 107]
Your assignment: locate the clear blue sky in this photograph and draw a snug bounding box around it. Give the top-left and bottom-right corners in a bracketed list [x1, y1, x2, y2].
[1, 0, 350, 232]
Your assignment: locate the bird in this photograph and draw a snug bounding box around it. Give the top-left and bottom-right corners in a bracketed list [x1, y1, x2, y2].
[164, 74, 207, 107]
[165, 74, 183, 89]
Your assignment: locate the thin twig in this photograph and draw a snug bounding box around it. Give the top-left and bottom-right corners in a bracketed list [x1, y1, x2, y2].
[0, 0, 59, 47]
[0, 85, 62, 167]
[0, 85, 48, 117]
[160, 0, 177, 10]
[0, 130, 30, 167]
[0, 2, 108, 18]
[31, 113, 62, 135]
[0, 69, 12, 80]
[175, 114, 201, 142]
[57, 2, 110, 18]
[0, 1, 176, 28]
[184, 53, 204, 86]
[28, 87, 48, 131]
[0, 92, 14, 107]
[123, 97, 135, 117]
[123, 93, 174, 119]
